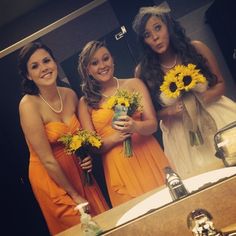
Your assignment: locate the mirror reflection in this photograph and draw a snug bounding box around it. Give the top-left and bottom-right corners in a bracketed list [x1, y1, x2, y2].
[1, 0, 236, 235]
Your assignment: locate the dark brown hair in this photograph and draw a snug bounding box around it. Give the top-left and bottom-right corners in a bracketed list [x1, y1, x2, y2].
[132, 6, 217, 110]
[18, 41, 56, 95]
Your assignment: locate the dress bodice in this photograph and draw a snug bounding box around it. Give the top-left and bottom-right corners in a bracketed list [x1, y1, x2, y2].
[45, 114, 80, 143]
[28, 114, 80, 159]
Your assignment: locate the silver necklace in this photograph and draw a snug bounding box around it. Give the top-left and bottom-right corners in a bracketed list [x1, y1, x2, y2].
[160, 54, 177, 69]
[39, 87, 63, 113]
[101, 77, 120, 98]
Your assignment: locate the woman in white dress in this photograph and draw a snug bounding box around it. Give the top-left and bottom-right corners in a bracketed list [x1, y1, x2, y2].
[132, 6, 236, 178]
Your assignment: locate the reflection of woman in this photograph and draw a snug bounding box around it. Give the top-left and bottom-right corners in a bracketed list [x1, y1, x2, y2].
[132, 6, 236, 178]
[78, 40, 170, 207]
[18, 42, 108, 235]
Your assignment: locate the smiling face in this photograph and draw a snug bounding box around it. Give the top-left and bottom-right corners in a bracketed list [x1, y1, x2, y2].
[143, 16, 170, 54]
[26, 48, 58, 87]
[87, 46, 114, 83]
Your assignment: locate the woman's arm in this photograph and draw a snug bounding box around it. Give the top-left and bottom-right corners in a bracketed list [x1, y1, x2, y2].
[133, 78, 158, 134]
[157, 102, 184, 120]
[192, 40, 226, 104]
[19, 96, 87, 204]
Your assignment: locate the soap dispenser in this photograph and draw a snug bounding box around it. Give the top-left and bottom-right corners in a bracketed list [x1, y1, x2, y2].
[75, 202, 103, 236]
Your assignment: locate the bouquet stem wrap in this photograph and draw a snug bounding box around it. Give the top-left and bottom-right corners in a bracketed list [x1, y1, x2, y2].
[105, 89, 142, 158]
[124, 136, 133, 157]
[182, 92, 217, 146]
[113, 104, 133, 158]
[75, 147, 93, 186]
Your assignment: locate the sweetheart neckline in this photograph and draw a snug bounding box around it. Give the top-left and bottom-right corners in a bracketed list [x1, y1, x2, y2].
[45, 114, 76, 127]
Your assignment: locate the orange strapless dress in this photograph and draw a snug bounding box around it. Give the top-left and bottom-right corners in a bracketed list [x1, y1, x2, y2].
[28, 114, 109, 235]
[91, 108, 170, 207]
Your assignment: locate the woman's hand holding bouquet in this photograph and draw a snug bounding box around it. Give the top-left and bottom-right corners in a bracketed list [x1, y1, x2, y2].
[102, 89, 142, 157]
[58, 129, 102, 185]
[160, 64, 216, 146]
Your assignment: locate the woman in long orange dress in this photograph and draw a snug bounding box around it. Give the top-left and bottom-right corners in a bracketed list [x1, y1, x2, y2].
[78, 41, 170, 207]
[18, 42, 108, 235]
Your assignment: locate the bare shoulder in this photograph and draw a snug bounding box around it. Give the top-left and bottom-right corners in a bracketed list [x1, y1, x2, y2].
[128, 77, 146, 87]
[192, 40, 218, 65]
[78, 96, 92, 114]
[119, 78, 147, 93]
[79, 96, 89, 109]
[79, 96, 87, 105]
[191, 40, 212, 55]
[59, 86, 78, 103]
[191, 40, 206, 48]
[134, 63, 141, 77]
[59, 86, 77, 97]
[120, 77, 143, 87]
[18, 95, 43, 125]
[19, 95, 38, 114]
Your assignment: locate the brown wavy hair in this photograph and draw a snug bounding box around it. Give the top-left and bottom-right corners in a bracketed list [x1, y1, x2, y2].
[132, 6, 217, 111]
[78, 40, 106, 109]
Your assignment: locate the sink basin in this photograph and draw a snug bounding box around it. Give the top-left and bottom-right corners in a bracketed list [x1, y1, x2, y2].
[116, 167, 236, 226]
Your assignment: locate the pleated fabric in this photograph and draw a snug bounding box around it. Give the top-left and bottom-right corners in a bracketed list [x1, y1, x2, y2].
[28, 114, 109, 235]
[91, 108, 170, 207]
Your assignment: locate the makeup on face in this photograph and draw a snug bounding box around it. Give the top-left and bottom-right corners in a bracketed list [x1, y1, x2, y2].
[144, 16, 169, 54]
[87, 47, 114, 81]
[27, 49, 57, 83]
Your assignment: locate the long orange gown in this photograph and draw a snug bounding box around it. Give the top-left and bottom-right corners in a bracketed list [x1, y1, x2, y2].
[91, 108, 170, 207]
[28, 114, 109, 235]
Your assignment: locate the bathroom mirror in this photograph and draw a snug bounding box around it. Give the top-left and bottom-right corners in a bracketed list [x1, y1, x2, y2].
[1, 0, 236, 235]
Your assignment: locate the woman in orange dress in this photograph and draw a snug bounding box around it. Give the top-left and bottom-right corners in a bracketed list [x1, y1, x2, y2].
[78, 40, 170, 207]
[18, 42, 109, 235]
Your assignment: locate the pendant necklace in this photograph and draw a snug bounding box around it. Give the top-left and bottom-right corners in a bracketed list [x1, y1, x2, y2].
[39, 87, 63, 113]
[101, 77, 119, 98]
[160, 54, 178, 69]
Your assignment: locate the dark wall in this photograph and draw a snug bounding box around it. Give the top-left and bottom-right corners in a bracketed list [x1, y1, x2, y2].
[0, 0, 94, 51]
[205, 0, 236, 82]
[0, 50, 49, 235]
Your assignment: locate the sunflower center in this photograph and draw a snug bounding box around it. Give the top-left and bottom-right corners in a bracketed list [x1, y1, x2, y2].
[169, 82, 177, 92]
[183, 76, 192, 86]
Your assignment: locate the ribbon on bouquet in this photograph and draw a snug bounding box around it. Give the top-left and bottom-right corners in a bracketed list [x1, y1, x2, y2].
[182, 92, 217, 146]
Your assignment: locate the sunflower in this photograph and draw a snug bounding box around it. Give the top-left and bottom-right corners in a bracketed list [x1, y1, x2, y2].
[102, 96, 116, 109]
[102, 89, 142, 113]
[88, 135, 102, 148]
[179, 64, 207, 91]
[160, 64, 208, 99]
[69, 135, 82, 151]
[160, 65, 184, 98]
[117, 97, 130, 107]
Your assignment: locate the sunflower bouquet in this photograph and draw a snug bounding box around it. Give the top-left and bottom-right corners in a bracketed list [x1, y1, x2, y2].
[102, 89, 143, 157]
[160, 64, 211, 146]
[58, 129, 102, 185]
[160, 64, 207, 101]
